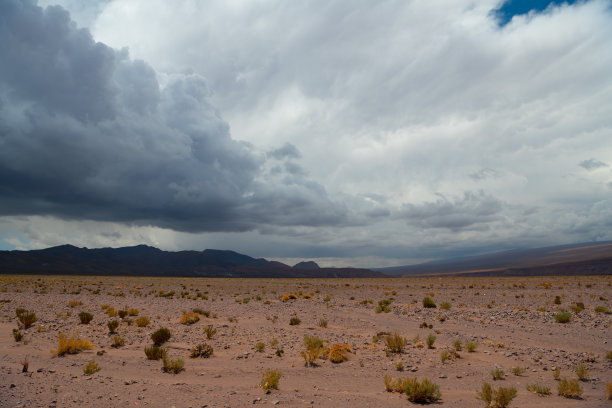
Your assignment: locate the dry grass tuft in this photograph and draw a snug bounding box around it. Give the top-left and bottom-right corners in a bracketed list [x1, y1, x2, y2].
[52, 333, 94, 356]
[328, 343, 352, 363]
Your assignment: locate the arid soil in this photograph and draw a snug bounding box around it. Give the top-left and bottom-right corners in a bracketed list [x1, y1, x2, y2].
[1, 275, 611, 407]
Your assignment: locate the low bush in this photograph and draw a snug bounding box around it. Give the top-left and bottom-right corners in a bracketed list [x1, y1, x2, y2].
[179, 312, 200, 325]
[52, 333, 94, 356]
[83, 360, 101, 375]
[557, 377, 583, 399]
[17, 310, 37, 328]
[204, 325, 217, 339]
[162, 356, 184, 374]
[491, 367, 505, 380]
[144, 345, 166, 360]
[190, 343, 213, 358]
[107, 320, 119, 333]
[151, 327, 172, 345]
[13, 329, 23, 342]
[594, 305, 610, 313]
[574, 363, 589, 381]
[440, 302, 451, 310]
[554, 311, 572, 323]
[453, 340, 462, 351]
[426, 334, 436, 349]
[78, 312, 93, 324]
[606, 383, 612, 400]
[318, 318, 328, 328]
[466, 341, 478, 352]
[289, 316, 301, 325]
[328, 343, 351, 363]
[255, 342, 265, 352]
[110, 335, 125, 348]
[128, 308, 139, 316]
[383, 376, 441, 403]
[477, 383, 517, 407]
[192, 308, 210, 317]
[526, 383, 551, 396]
[135, 316, 150, 327]
[511, 366, 525, 376]
[301, 335, 326, 367]
[385, 332, 407, 354]
[423, 297, 436, 308]
[260, 369, 281, 393]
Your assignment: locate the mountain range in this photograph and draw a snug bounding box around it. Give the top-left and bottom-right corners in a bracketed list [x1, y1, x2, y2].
[0, 244, 384, 278]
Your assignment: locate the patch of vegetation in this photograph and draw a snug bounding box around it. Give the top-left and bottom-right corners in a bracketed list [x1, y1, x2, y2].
[375, 298, 393, 313]
[13, 329, 23, 342]
[453, 339, 462, 351]
[423, 297, 437, 308]
[491, 367, 505, 380]
[162, 356, 184, 374]
[574, 363, 589, 381]
[289, 316, 301, 325]
[107, 320, 119, 333]
[17, 309, 37, 328]
[328, 343, 351, 363]
[440, 301, 451, 310]
[477, 383, 517, 408]
[383, 376, 441, 403]
[179, 311, 200, 325]
[511, 366, 525, 376]
[110, 335, 125, 348]
[204, 325, 217, 339]
[52, 333, 94, 356]
[144, 345, 166, 360]
[68, 300, 82, 308]
[78, 312, 93, 324]
[192, 308, 210, 317]
[151, 327, 172, 345]
[318, 318, 328, 328]
[526, 383, 551, 396]
[385, 332, 407, 354]
[260, 369, 281, 394]
[190, 343, 213, 358]
[426, 334, 436, 349]
[135, 316, 150, 327]
[301, 335, 327, 367]
[570, 302, 584, 313]
[594, 305, 610, 313]
[554, 311, 572, 323]
[557, 377, 583, 399]
[255, 342, 265, 352]
[83, 360, 101, 375]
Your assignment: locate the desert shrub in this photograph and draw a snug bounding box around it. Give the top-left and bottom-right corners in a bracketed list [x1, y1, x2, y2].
[318, 319, 328, 328]
[162, 356, 184, 374]
[289, 316, 301, 325]
[554, 311, 572, 323]
[511, 366, 525, 376]
[396, 361, 404, 371]
[607, 350, 612, 361]
[144, 345, 166, 360]
[553, 367, 560, 380]
[606, 383, 612, 400]
[557, 377, 583, 398]
[107, 320, 119, 333]
[328, 343, 352, 363]
[83, 360, 101, 375]
[110, 335, 125, 348]
[179, 312, 200, 325]
[260, 369, 281, 393]
[554, 295, 561, 304]
[192, 308, 210, 317]
[128, 308, 139, 316]
[404, 378, 441, 403]
[477, 383, 517, 407]
[281, 293, 298, 302]
[440, 302, 451, 310]
[419, 322, 433, 329]
[15, 307, 27, 317]
[441, 349, 459, 363]
[151, 327, 172, 345]
[106, 307, 118, 317]
[466, 341, 478, 352]
[21, 356, 29, 372]
[570, 302, 585, 313]
[17, 310, 37, 328]
[52, 333, 94, 356]
[574, 363, 589, 381]
[491, 367, 505, 380]
[526, 383, 551, 396]
[385, 332, 407, 353]
[118, 309, 128, 319]
[68, 300, 82, 308]
[423, 297, 436, 308]
[301, 335, 327, 367]
[255, 342, 265, 352]
[376, 298, 392, 313]
[135, 316, 150, 327]
[190, 343, 213, 358]
[453, 339, 463, 351]
[78, 312, 93, 324]
[204, 325, 217, 339]
[384, 375, 395, 392]
[13, 329, 23, 342]
[594, 305, 610, 313]
[426, 334, 436, 349]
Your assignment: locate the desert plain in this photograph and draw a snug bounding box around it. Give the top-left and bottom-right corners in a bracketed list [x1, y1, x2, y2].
[1, 274, 611, 408]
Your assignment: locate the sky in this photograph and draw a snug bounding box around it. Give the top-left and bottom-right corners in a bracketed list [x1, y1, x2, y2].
[0, 0, 611, 268]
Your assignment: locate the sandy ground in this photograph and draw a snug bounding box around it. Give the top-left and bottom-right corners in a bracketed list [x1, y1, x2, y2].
[0, 275, 610, 408]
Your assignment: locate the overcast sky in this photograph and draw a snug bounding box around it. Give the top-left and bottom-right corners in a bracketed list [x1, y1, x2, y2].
[1, 0, 610, 267]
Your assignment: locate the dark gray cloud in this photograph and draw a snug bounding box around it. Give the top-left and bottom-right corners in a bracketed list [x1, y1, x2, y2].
[0, 0, 346, 232]
[579, 158, 608, 171]
[400, 191, 503, 230]
[268, 143, 302, 160]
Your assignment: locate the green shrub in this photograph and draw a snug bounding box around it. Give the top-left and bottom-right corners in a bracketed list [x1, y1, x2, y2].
[107, 320, 119, 333]
[557, 377, 583, 398]
[13, 329, 23, 342]
[17, 310, 37, 328]
[204, 325, 217, 339]
[554, 311, 571, 323]
[511, 366, 525, 376]
[260, 369, 281, 394]
[110, 335, 125, 348]
[318, 318, 328, 328]
[574, 363, 589, 381]
[594, 305, 610, 313]
[83, 360, 101, 375]
[423, 297, 436, 308]
[192, 308, 210, 317]
[477, 383, 517, 407]
[440, 302, 451, 310]
[144, 345, 166, 360]
[151, 327, 171, 345]
[255, 342, 265, 352]
[466, 341, 478, 352]
[301, 335, 326, 367]
[376, 298, 392, 313]
[135, 316, 150, 327]
[426, 334, 436, 349]
[453, 339, 462, 351]
[491, 367, 505, 380]
[78, 312, 93, 324]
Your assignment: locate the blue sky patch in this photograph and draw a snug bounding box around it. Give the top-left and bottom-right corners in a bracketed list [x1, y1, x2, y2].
[494, 0, 582, 26]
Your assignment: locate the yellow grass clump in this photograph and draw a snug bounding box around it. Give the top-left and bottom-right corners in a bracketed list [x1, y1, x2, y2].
[179, 312, 200, 325]
[328, 343, 352, 363]
[52, 333, 94, 356]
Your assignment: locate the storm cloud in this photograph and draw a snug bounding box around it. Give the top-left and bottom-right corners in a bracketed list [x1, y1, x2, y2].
[0, 0, 346, 232]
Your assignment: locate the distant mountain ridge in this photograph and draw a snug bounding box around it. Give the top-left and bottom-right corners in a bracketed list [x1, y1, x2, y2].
[0, 245, 384, 278]
[376, 241, 612, 277]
